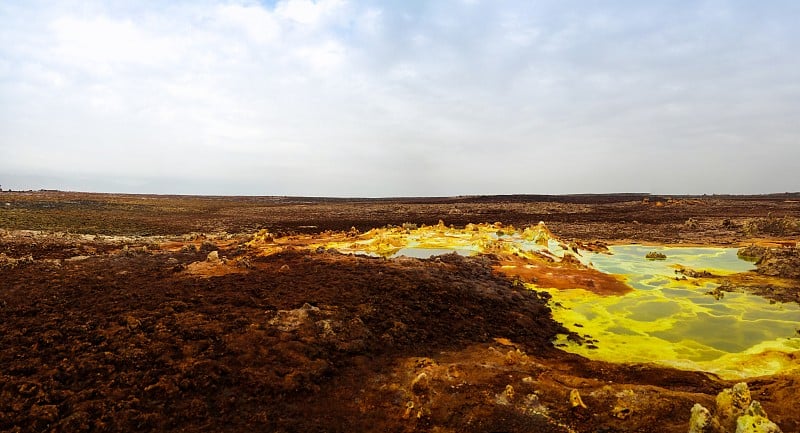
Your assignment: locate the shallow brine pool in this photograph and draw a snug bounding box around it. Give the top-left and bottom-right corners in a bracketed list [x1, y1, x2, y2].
[547, 246, 800, 379]
[314, 223, 800, 378]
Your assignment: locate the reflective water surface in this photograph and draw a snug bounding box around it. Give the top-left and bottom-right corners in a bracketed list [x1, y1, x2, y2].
[548, 245, 800, 378]
[317, 223, 800, 378]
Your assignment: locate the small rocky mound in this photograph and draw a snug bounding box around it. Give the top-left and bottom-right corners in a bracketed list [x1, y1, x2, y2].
[646, 251, 667, 260]
[737, 245, 767, 262]
[688, 382, 781, 433]
[677, 267, 715, 278]
[521, 221, 555, 246]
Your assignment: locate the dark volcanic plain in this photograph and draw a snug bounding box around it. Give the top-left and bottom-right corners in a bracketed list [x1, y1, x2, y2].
[1, 191, 799, 432]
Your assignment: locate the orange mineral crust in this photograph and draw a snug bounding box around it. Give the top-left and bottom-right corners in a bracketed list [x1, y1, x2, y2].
[493, 255, 632, 295]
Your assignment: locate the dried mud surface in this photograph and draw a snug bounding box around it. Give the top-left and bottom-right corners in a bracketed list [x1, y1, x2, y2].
[1, 191, 800, 432]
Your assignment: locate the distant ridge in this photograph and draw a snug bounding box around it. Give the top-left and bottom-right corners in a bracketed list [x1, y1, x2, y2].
[4, 190, 799, 204]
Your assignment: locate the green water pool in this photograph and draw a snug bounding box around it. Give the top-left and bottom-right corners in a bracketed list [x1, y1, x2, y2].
[546, 246, 800, 378]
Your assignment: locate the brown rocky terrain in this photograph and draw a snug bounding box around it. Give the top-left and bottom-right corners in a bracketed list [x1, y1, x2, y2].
[1, 191, 799, 432]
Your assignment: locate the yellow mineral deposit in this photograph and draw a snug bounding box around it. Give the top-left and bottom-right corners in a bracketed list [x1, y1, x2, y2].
[545, 245, 800, 379]
[569, 389, 588, 409]
[246, 222, 800, 379]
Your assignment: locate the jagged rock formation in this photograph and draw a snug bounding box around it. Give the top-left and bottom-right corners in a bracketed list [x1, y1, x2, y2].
[737, 245, 800, 279]
[688, 383, 781, 433]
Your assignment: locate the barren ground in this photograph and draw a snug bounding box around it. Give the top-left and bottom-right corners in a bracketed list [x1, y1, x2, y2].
[1, 191, 799, 432]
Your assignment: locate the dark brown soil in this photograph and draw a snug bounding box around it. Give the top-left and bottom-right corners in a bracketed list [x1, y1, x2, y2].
[1, 191, 799, 432]
[2, 191, 799, 244]
[0, 248, 562, 432]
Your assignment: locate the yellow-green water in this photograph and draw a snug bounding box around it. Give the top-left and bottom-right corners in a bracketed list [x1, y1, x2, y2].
[547, 246, 800, 379]
[312, 224, 800, 378]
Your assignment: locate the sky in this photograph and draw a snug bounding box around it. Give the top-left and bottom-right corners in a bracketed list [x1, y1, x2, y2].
[1, 0, 799, 196]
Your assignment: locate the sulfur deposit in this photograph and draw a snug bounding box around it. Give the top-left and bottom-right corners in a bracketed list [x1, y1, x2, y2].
[688, 383, 781, 433]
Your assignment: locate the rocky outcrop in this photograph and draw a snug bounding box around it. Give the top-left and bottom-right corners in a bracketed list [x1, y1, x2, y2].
[688, 383, 781, 433]
[742, 216, 799, 237]
[754, 247, 800, 279]
[0, 253, 34, 269]
[521, 221, 555, 246]
[646, 251, 667, 260]
[737, 245, 800, 279]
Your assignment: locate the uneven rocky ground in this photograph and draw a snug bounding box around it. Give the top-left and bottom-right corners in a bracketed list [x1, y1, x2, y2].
[2, 191, 799, 244]
[1, 191, 799, 432]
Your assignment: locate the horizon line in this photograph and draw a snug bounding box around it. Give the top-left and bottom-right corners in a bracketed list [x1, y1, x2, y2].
[2, 189, 799, 200]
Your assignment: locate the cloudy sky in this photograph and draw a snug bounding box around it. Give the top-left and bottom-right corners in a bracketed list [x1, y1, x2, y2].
[1, 0, 798, 196]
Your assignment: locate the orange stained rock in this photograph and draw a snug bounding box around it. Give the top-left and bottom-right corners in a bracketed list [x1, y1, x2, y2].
[242, 222, 636, 295]
[494, 254, 632, 295]
[716, 269, 798, 289]
[184, 260, 246, 278]
[159, 241, 188, 252]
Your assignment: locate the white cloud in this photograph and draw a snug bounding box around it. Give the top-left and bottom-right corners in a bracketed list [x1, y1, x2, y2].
[295, 39, 347, 72]
[276, 0, 346, 26]
[216, 4, 280, 45]
[50, 16, 172, 69]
